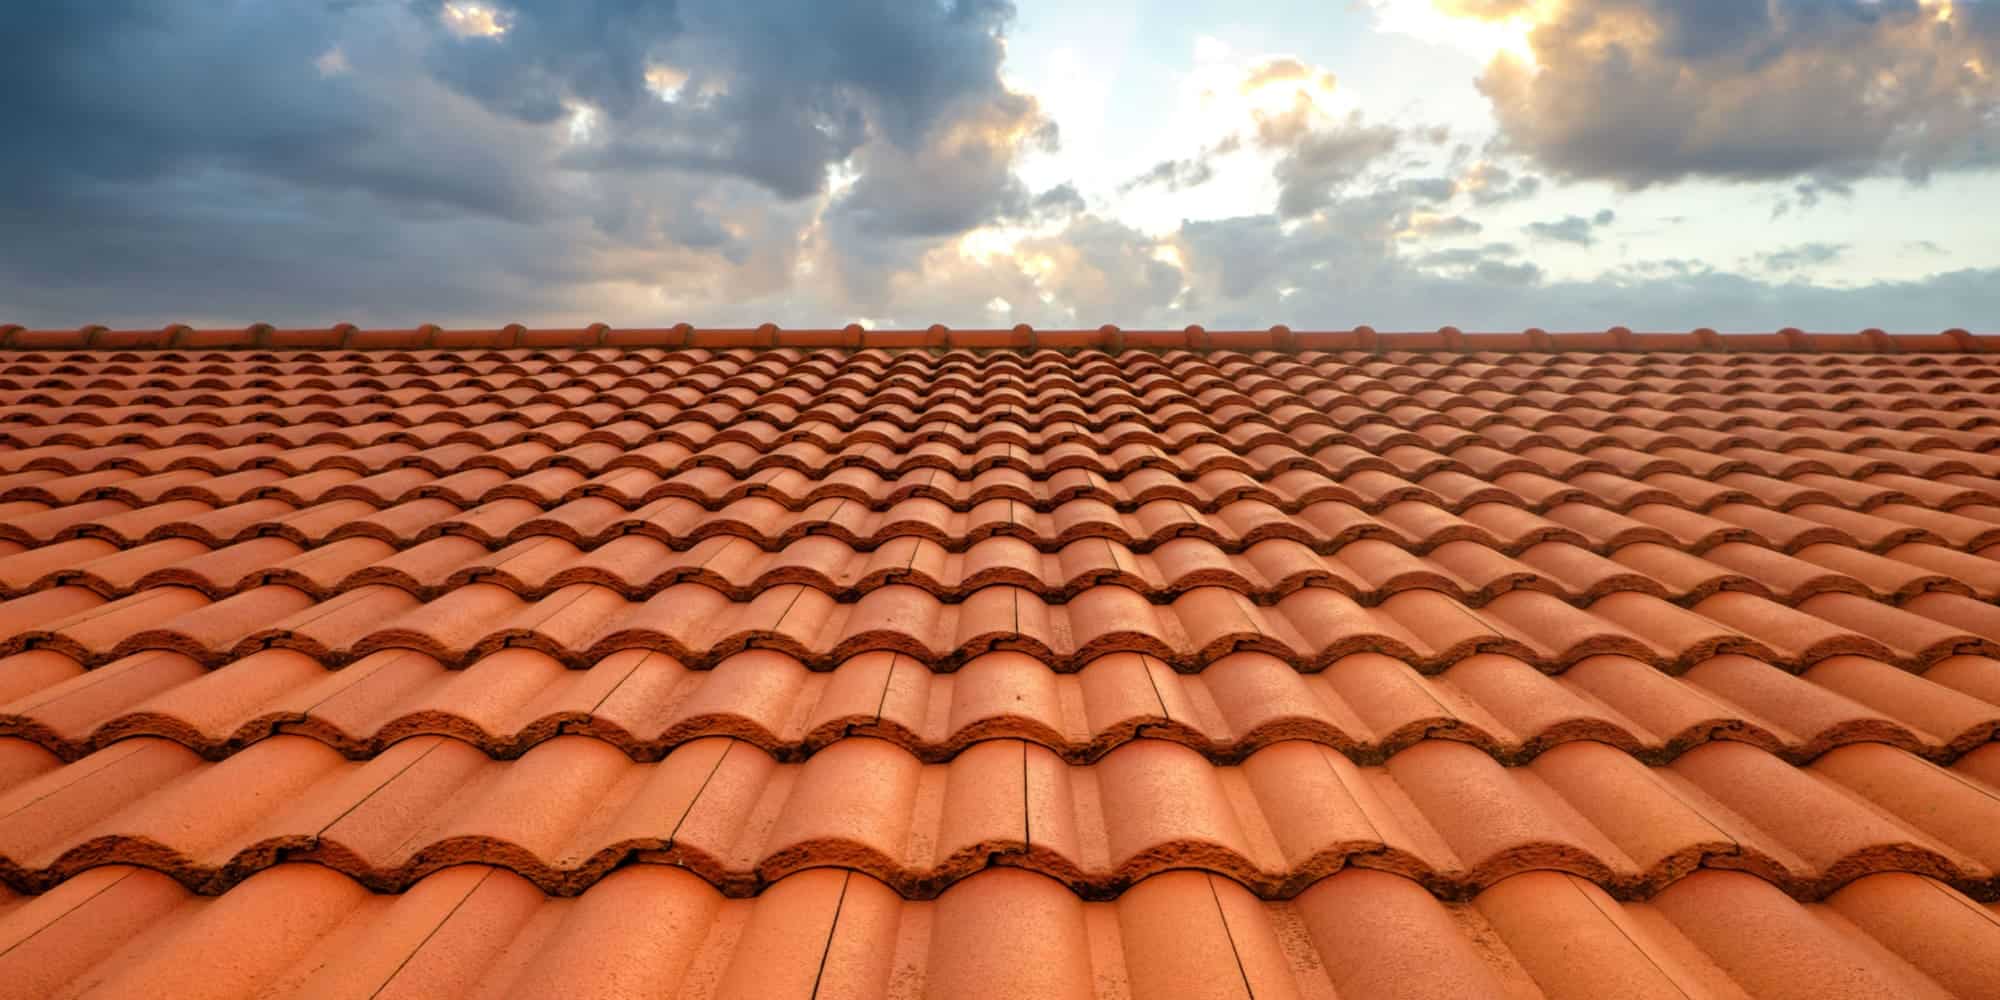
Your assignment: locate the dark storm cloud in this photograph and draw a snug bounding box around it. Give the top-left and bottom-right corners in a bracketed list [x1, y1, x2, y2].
[1474, 0, 2000, 186]
[0, 2, 549, 220]
[0, 0, 1052, 324]
[490, 0, 1040, 202]
[416, 0, 685, 122]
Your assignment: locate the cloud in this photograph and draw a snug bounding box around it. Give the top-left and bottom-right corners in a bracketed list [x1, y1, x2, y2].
[0, 4, 552, 221]
[1526, 208, 1616, 245]
[1456, 161, 1544, 205]
[1453, 0, 2000, 186]
[1268, 114, 1404, 217]
[1144, 55, 1412, 217]
[1435, 0, 1537, 17]
[1028, 184, 1088, 220]
[1755, 242, 1847, 272]
[1123, 156, 1219, 192]
[420, 0, 1043, 202]
[1241, 57, 1339, 92]
[1120, 133, 1247, 194]
[0, 1, 1056, 325]
[1162, 202, 2000, 331]
[1405, 215, 1485, 238]
[1770, 178, 1858, 218]
[827, 95, 1056, 240]
[1416, 242, 1522, 267]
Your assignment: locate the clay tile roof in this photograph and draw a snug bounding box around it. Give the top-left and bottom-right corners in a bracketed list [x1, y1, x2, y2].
[1, 326, 1999, 997]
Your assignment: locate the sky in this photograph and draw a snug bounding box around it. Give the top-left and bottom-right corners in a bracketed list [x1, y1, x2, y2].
[3, 0, 1998, 331]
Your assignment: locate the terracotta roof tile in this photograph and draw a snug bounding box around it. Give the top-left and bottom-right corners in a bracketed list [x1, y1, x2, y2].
[3, 335, 2000, 994]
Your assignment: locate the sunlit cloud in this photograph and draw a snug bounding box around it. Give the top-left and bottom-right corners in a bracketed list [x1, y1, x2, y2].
[564, 105, 597, 144]
[440, 3, 509, 39]
[1453, 0, 2000, 186]
[314, 46, 349, 78]
[1184, 42, 1357, 139]
[957, 226, 1029, 263]
[644, 64, 728, 105]
[1366, 0, 1549, 66]
[645, 65, 689, 102]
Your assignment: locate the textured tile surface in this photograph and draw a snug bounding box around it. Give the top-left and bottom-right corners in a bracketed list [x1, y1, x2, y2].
[3, 334, 2000, 997]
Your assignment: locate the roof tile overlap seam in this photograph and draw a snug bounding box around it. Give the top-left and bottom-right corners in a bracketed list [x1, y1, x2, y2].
[8, 864, 1996, 999]
[1, 733, 1996, 903]
[2, 644, 1995, 767]
[8, 497, 2000, 594]
[9, 576, 2000, 675]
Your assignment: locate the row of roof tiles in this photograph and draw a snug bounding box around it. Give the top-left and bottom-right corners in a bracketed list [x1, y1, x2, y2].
[8, 463, 2000, 543]
[9, 435, 2000, 498]
[9, 579, 2000, 673]
[9, 405, 2000, 463]
[3, 324, 1992, 354]
[7, 388, 1999, 432]
[4, 471, 1997, 556]
[15, 422, 2000, 476]
[11, 409, 2000, 459]
[15, 494, 2000, 572]
[8, 369, 1997, 408]
[10, 351, 1995, 388]
[2, 362, 1996, 399]
[3, 731, 1997, 900]
[8, 534, 1996, 610]
[9, 864, 1993, 1000]
[9, 373, 2000, 401]
[3, 644, 1994, 768]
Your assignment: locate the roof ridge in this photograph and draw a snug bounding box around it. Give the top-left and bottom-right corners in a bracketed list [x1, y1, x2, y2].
[0, 323, 1990, 354]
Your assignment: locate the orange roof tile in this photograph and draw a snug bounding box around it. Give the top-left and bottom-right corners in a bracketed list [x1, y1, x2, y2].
[1, 334, 1999, 997]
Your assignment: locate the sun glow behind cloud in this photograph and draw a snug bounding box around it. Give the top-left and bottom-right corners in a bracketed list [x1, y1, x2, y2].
[957, 226, 1028, 263]
[1185, 40, 1357, 139]
[1367, 0, 1548, 66]
[440, 3, 508, 39]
